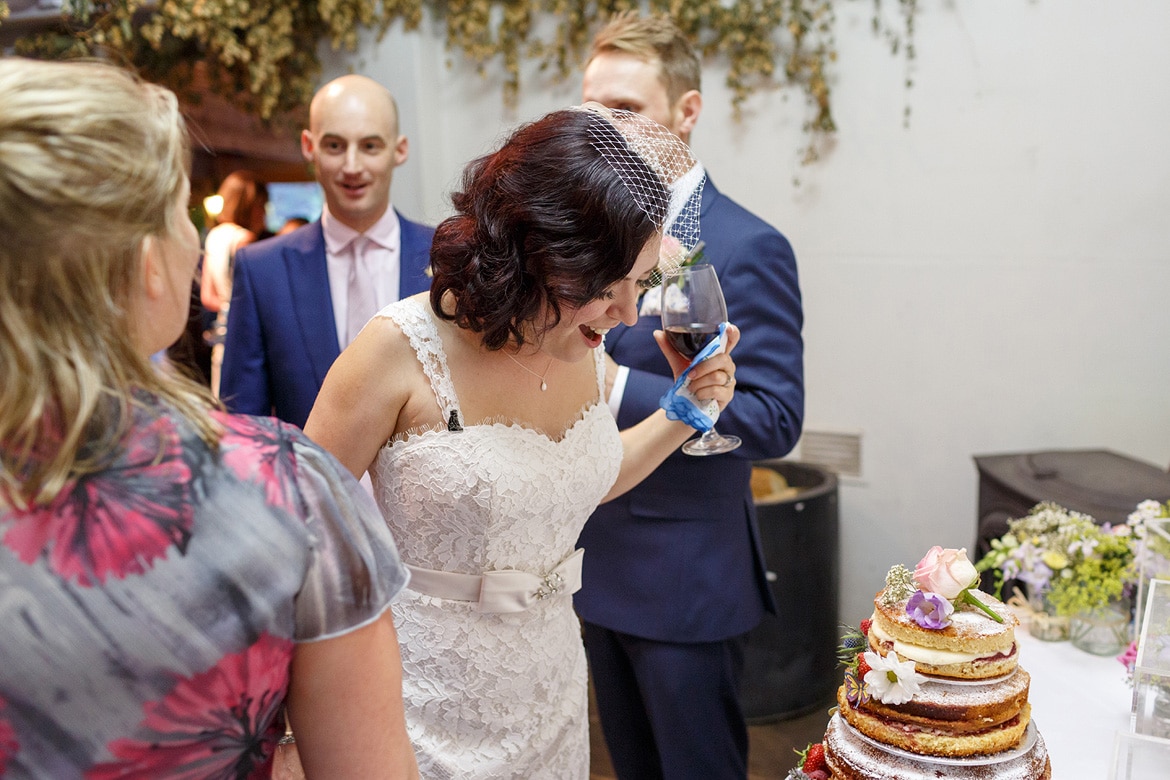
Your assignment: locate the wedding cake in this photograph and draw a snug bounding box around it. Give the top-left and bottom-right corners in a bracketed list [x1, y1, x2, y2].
[794, 547, 1052, 780]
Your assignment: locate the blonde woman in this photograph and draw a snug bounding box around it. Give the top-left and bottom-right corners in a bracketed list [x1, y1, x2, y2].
[0, 58, 417, 779]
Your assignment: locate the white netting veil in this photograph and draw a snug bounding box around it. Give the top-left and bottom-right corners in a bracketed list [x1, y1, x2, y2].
[572, 103, 705, 277]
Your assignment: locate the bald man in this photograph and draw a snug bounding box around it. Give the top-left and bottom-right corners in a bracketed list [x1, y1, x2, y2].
[221, 75, 436, 429]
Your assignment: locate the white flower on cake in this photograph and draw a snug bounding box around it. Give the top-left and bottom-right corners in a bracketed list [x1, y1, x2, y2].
[861, 650, 925, 705]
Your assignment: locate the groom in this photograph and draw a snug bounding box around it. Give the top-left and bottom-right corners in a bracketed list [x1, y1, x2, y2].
[220, 74, 434, 429]
[575, 13, 805, 779]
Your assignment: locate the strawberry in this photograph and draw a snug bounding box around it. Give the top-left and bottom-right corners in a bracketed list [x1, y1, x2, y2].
[859, 618, 872, 637]
[795, 739, 833, 776]
[857, 654, 872, 681]
[802, 743, 827, 774]
[800, 743, 828, 776]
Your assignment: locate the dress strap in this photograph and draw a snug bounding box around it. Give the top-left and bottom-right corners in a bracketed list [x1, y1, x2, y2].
[378, 298, 462, 426]
[592, 343, 607, 403]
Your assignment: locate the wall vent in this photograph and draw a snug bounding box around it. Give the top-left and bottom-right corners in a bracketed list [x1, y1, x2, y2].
[799, 430, 862, 478]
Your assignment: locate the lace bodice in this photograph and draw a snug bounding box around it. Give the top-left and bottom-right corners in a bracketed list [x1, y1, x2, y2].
[368, 296, 621, 779]
[371, 297, 621, 575]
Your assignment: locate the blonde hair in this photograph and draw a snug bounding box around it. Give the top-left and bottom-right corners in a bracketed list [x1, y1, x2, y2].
[0, 58, 220, 510]
[588, 11, 702, 105]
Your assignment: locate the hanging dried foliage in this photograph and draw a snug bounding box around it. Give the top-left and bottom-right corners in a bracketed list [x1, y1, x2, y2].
[2, 0, 918, 161]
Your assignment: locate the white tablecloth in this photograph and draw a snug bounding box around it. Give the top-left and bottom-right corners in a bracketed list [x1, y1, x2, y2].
[1016, 631, 1132, 778]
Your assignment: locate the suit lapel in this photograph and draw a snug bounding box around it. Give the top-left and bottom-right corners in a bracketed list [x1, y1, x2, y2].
[284, 225, 340, 386]
[398, 215, 433, 297]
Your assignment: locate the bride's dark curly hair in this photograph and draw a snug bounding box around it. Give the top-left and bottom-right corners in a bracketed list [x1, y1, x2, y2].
[430, 108, 667, 350]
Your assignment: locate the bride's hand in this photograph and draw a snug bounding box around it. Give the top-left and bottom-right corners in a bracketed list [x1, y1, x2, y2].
[653, 323, 741, 411]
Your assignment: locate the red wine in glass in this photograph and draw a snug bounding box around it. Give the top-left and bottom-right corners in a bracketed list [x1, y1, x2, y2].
[660, 263, 741, 456]
[664, 323, 720, 358]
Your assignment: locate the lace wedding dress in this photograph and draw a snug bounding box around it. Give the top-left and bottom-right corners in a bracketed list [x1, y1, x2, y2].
[370, 297, 622, 779]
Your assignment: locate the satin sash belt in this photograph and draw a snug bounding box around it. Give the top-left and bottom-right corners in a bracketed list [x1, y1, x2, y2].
[405, 548, 584, 613]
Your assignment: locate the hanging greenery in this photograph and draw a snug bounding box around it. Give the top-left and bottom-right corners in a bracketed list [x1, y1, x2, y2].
[1, 0, 918, 161]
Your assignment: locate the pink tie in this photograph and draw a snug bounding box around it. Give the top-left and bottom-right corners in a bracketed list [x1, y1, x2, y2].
[345, 237, 377, 346]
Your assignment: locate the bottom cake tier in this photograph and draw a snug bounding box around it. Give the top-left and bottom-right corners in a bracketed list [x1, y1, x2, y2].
[822, 712, 1052, 780]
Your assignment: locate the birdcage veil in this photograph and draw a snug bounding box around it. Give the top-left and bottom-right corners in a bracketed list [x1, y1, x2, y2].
[572, 103, 705, 277]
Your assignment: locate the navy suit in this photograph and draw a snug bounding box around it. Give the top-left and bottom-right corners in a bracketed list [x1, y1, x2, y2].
[576, 179, 803, 779]
[220, 214, 434, 428]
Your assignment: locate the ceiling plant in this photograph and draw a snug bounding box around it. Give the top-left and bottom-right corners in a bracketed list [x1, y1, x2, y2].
[1, 0, 918, 162]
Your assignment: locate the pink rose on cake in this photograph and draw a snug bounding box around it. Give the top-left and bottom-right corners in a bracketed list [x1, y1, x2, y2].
[914, 545, 979, 599]
[905, 546, 1004, 627]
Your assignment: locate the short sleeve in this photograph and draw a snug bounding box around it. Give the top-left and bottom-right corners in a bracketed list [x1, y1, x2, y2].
[288, 435, 409, 642]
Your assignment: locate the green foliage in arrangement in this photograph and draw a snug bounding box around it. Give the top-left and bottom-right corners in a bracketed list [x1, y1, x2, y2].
[976, 501, 1140, 618]
[1, 0, 918, 161]
[1043, 530, 1134, 617]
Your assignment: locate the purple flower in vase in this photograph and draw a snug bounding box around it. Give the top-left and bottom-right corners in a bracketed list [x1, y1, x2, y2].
[907, 589, 954, 629]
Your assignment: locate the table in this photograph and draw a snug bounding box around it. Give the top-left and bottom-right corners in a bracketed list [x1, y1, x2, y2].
[1016, 630, 1132, 778]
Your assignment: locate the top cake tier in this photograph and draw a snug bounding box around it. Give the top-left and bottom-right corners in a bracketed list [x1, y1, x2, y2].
[870, 585, 1019, 679]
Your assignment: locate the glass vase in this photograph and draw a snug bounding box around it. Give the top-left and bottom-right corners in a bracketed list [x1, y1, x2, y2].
[1069, 596, 1130, 656]
[1027, 589, 1070, 642]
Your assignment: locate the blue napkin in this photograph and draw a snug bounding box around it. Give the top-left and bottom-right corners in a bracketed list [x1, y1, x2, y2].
[659, 322, 728, 432]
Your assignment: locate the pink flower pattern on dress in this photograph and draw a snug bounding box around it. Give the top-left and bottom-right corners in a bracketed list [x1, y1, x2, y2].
[214, 413, 298, 514]
[2, 414, 193, 586]
[86, 632, 293, 780]
[0, 695, 18, 775]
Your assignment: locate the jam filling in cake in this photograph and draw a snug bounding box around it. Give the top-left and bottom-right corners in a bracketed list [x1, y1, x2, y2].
[791, 546, 1052, 780]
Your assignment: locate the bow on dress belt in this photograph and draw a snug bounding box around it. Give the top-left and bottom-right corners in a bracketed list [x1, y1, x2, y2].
[405, 548, 584, 613]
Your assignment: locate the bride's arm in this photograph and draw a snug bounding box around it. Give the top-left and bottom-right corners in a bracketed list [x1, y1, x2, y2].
[304, 318, 412, 480]
[602, 324, 740, 502]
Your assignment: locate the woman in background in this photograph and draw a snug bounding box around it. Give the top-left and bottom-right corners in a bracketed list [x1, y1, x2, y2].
[0, 58, 417, 779]
[200, 169, 269, 395]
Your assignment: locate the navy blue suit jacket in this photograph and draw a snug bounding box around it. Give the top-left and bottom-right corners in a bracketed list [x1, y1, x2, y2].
[220, 213, 435, 429]
[575, 179, 804, 643]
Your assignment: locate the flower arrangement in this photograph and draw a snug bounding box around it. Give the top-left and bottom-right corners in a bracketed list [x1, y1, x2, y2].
[975, 501, 1137, 618]
[1130, 500, 1170, 582]
[909, 545, 1004, 625]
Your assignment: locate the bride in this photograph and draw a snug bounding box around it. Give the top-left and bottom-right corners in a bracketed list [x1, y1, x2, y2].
[304, 105, 739, 778]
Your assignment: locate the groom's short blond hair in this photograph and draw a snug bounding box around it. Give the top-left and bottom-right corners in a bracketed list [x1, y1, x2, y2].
[587, 12, 702, 106]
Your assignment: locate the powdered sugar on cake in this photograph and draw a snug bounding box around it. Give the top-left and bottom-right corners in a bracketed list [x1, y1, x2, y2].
[797, 547, 1052, 780]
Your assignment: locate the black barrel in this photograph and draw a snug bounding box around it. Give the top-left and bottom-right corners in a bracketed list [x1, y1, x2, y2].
[738, 460, 840, 723]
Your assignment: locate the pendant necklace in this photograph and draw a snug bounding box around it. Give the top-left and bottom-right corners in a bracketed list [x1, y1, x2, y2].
[504, 350, 553, 391]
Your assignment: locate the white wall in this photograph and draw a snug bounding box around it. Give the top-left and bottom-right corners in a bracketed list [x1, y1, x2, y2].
[322, 0, 1170, 625]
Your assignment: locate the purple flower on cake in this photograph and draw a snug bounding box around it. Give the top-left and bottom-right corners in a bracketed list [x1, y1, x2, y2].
[906, 589, 954, 629]
[861, 650, 925, 705]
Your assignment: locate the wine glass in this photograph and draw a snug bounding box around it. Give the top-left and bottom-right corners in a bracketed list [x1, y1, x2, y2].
[660, 263, 742, 456]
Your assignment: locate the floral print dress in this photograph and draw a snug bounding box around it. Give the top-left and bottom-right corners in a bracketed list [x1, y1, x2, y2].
[0, 402, 408, 778]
